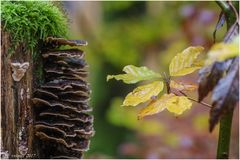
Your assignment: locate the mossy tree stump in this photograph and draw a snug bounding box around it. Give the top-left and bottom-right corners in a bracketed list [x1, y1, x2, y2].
[1, 31, 35, 158]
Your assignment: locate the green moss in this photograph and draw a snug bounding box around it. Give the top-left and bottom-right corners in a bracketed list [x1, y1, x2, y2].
[1, 1, 68, 57]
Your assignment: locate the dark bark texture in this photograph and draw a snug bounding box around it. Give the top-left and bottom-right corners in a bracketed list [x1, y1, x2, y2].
[1, 31, 35, 158]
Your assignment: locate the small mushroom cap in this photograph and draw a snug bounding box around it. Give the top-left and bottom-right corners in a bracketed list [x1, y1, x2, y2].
[34, 89, 58, 99]
[35, 122, 94, 139]
[45, 37, 88, 47]
[35, 130, 90, 151]
[42, 49, 85, 59]
[33, 97, 91, 113]
[40, 80, 89, 91]
[11, 62, 30, 81]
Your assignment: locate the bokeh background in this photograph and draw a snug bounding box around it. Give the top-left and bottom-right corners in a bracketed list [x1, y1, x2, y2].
[59, 1, 238, 159]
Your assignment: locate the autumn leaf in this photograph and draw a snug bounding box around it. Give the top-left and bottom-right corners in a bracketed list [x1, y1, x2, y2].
[138, 94, 192, 119]
[205, 42, 239, 65]
[224, 23, 239, 43]
[170, 80, 197, 91]
[209, 58, 239, 132]
[198, 61, 230, 102]
[169, 46, 204, 76]
[138, 93, 175, 119]
[123, 81, 164, 106]
[166, 96, 192, 115]
[107, 65, 161, 84]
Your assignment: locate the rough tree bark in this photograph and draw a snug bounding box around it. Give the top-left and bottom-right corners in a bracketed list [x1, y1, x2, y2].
[1, 31, 36, 158]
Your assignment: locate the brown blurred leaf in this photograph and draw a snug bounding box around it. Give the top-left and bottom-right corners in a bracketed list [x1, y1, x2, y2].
[224, 22, 239, 43]
[209, 57, 239, 132]
[198, 61, 231, 102]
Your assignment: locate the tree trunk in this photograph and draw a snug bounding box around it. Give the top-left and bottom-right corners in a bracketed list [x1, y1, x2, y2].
[1, 31, 35, 158]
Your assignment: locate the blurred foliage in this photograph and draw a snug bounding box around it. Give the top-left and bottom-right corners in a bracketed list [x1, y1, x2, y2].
[94, 2, 179, 68]
[63, 1, 238, 158]
[107, 97, 139, 129]
[193, 114, 209, 131]
[158, 40, 188, 71]
[165, 133, 180, 147]
[84, 2, 182, 157]
[107, 97, 166, 135]
[103, 1, 146, 21]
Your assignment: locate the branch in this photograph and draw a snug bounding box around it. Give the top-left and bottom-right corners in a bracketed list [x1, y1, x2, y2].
[216, 1, 238, 29]
[216, 0, 230, 13]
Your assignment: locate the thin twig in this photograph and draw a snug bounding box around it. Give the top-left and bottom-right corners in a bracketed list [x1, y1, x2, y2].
[173, 90, 212, 108]
[185, 95, 212, 108]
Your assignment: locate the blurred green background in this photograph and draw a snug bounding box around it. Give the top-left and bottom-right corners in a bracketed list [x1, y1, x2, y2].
[61, 1, 238, 158]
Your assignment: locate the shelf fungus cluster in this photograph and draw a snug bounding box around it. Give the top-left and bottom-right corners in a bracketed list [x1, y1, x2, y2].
[33, 38, 93, 159]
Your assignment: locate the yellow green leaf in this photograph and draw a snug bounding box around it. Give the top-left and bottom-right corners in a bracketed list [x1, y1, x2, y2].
[170, 80, 197, 91]
[205, 42, 239, 65]
[169, 46, 204, 76]
[166, 96, 192, 115]
[138, 93, 175, 119]
[107, 65, 161, 84]
[123, 81, 164, 106]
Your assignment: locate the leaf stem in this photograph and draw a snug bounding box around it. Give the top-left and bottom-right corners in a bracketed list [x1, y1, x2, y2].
[216, 0, 230, 13]
[186, 96, 212, 108]
[161, 72, 171, 94]
[172, 90, 212, 108]
[178, 90, 211, 108]
[217, 110, 234, 158]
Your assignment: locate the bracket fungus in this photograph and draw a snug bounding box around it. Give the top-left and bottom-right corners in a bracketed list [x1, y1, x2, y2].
[11, 62, 29, 81]
[33, 38, 94, 159]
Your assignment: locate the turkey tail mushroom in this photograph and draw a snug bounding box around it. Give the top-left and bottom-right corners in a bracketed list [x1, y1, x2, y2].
[33, 38, 94, 159]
